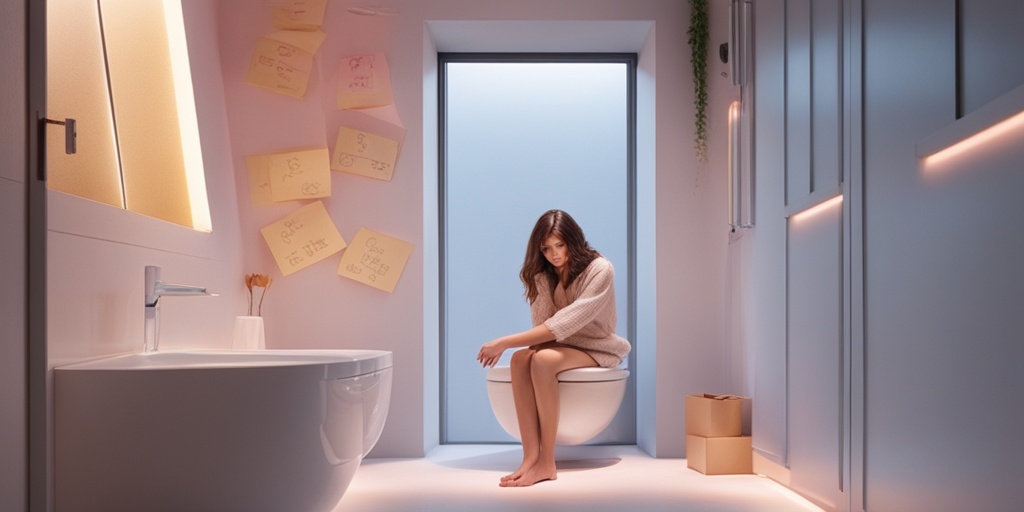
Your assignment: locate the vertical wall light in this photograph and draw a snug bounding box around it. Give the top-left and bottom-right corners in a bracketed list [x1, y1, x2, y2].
[728, 100, 742, 228]
[730, 0, 751, 87]
[728, 0, 754, 230]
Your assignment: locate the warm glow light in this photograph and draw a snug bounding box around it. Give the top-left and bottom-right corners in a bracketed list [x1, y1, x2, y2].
[728, 101, 740, 229]
[924, 109, 1024, 166]
[164, 0, 212, 232]
[790, 195, 842, 223]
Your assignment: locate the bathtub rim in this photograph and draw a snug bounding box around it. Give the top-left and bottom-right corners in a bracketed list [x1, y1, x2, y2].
[53, 348, 393, 381]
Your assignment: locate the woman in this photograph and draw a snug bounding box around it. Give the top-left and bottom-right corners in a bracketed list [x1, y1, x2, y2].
[477, 209, 631, 487]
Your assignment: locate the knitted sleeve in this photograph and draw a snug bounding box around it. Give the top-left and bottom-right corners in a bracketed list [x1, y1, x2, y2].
[529, 273, 558, 327]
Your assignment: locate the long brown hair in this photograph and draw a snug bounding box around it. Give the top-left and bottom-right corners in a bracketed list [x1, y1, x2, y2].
[520, 209, 600, 302]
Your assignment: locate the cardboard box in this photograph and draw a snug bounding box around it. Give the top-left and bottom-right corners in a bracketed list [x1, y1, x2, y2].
[685, 393, 744, 438]
[686, 434, 753, 475]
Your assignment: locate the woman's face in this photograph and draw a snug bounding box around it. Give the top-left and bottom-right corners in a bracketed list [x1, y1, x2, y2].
[540, 234, 569, 271]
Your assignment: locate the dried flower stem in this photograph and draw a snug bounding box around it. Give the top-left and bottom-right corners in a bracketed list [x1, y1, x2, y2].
[257, 278, 271, 316]
[244, 273, 272, 317]
[245, 274, 255, 316]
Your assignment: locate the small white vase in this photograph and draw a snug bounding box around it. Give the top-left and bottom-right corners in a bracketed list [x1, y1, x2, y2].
[232, 316, 266, 350]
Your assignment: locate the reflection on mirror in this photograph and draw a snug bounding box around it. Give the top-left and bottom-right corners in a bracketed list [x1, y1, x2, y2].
[47, 0, 211, 231]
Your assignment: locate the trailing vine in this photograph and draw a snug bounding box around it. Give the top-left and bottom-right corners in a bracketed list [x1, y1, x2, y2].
[687, 0, 710, 166]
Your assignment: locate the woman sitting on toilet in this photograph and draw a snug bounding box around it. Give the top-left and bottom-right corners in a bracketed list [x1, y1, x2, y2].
[477, 209, 631, 487]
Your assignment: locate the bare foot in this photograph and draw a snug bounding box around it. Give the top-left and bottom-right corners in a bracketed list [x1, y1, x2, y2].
[499, 472, 520, 484]
[500, 465, 528, 484]
[499, 462, 557, 487]
[501, 456, 538, 484]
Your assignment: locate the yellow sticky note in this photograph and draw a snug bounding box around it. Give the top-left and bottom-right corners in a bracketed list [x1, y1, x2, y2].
[272, 0, 329, 30]
[260, 201, 347, 276]
[268, 147, 331, 202]
[331, 127, 399, 181]
[337, 52, 394, 109]
[245, 154, 274, 207]
[245, 30, 326, 98]
[337, 228, 414, 293]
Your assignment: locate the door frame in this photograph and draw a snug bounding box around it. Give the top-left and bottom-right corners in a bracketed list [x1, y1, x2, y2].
[436, 52, 639, 444]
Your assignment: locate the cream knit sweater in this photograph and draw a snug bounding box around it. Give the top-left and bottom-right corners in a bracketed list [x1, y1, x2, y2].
[530, 256, 631, 368]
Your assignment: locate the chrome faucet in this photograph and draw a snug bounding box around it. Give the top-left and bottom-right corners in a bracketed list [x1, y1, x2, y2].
[144, 265, 213, 353]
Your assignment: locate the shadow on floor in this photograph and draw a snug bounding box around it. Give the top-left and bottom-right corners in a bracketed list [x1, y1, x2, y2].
[428, 446, 621, 473]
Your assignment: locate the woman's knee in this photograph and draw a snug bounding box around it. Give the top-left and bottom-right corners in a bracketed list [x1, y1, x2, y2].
[528, 349, 563, 379]
[510, 348, 534, 369]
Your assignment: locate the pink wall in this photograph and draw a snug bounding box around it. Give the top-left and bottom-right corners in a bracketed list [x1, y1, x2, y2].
[215, 0, 737, 458]
[216, 1, 427, 457]
[45, 1, 247, 506]
[39, 0, 741, 464]
[27, 0, 729, 506]
[48, 0, 245, 367]
[43, 0, 738, 464]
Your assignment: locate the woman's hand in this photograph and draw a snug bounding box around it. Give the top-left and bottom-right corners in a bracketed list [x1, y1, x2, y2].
[476, 325, 556, 368]
[477, 339, 506, 368]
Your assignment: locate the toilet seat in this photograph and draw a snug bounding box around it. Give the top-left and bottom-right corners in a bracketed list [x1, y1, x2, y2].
[486, 365, 630, 445]
[486, 366, 629, 383]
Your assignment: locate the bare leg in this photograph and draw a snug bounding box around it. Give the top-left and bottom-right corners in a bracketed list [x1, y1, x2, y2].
[502, 347, 540, 483]
[502, 343, 596, 487]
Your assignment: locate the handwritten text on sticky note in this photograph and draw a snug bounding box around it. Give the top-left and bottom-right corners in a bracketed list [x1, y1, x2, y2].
[332, 127, 399, 181]
[246, 30, 326, 99]
[337, 228, 414, 293]
[268, 147, 331, 202]
[337, 52, 394, 109]
[261, 201, 346, 276]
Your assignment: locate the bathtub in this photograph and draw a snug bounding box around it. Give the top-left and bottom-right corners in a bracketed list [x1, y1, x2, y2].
[54, 349, 393, 512]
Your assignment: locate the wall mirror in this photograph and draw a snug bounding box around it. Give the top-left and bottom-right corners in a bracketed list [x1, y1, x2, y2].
[46, 0, 210, 231]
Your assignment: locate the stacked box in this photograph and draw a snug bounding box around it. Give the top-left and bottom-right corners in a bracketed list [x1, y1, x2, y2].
[685, 393, 752, 475]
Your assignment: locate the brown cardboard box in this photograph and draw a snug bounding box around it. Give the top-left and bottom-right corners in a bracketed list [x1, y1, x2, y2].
[686, 434, 753, 475]
[685, 394, 744, 438]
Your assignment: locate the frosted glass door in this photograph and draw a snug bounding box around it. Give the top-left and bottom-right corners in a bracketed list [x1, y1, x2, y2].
[442, 58, 635, 444]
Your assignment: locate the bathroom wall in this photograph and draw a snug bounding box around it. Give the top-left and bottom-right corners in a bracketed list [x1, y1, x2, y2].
[47, 0, 245, 366]
[22, 0, 1021, 507]
[1, 0, 27, 508]
[215, 0, 738, 458]
[45, 6, 248, 507]
[739, 0, 1024, 509]
[860, 1, 1024, 509]
[740, 0, 788, 474]
[17, 0, 732, 506]
[651, 0, 738, 457]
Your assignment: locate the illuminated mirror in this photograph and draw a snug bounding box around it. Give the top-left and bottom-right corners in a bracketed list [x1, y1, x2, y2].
[46, 0, 211, 231]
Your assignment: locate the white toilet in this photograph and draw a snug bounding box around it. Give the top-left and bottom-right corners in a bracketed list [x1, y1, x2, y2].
[486, 365, 630, 445]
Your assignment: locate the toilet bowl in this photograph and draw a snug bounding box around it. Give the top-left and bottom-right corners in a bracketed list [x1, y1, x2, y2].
[486, 365, 630, 446]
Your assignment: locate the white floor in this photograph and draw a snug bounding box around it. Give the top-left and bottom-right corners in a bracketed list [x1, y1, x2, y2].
[334, 445, 823, 512]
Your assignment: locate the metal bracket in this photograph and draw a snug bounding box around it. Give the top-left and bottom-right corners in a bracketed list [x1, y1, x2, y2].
[43, 117, 77, 155]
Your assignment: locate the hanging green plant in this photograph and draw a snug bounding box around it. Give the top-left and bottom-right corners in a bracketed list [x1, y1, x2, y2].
[687, 0, 710, 166]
